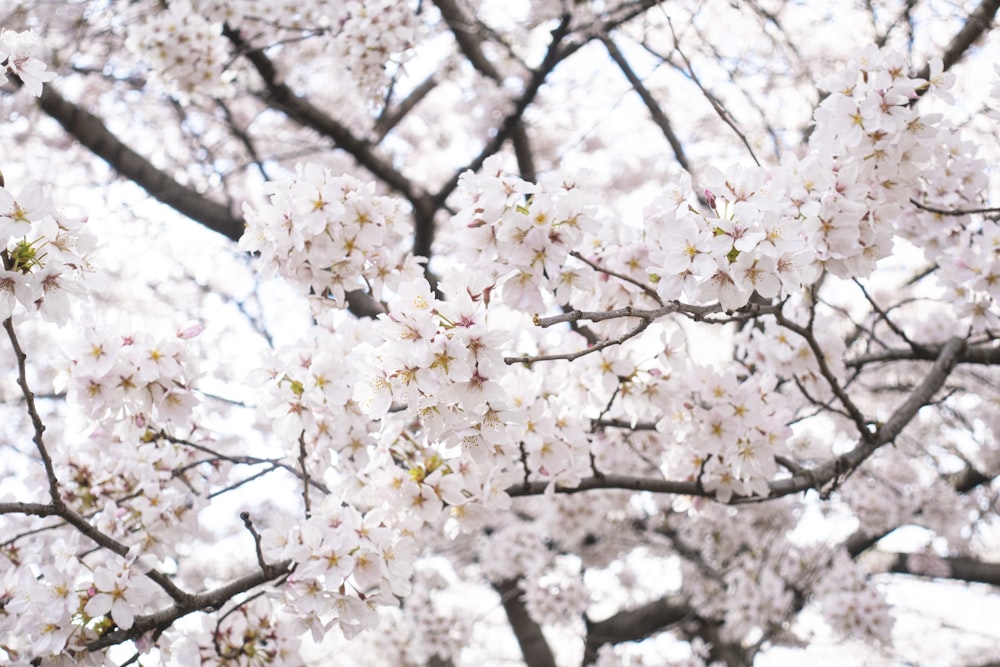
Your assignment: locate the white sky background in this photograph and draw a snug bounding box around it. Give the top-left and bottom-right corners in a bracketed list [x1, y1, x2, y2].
[2, 0, 1000, 665]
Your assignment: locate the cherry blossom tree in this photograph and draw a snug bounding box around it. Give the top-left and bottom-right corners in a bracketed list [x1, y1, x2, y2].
[1, 1, 1000, 665]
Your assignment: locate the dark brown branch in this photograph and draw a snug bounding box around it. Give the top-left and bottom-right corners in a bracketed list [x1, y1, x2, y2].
[848, 342, 1000, 367]
[85, 558, 292, 651]
[494, 579, 557, 667]
[775, 311, 872, 439]
[223, 25, 425, 203]
[665, 17, 760, 167]
[375, 72, 439, 140]
[432, 0, 537, 182]
[434, 15, 576, 207]
[583, 595, 691, 665]
[888, 553, 1000, 586]
[914, 0, 1000, 78]
[37, 88, 244, 242]
[910, 198, 1000, 217]
[569, 250, 663, 303]
[602, 36, 690, 172]
[503, 300, 777, 364]
[4, 317, 59, 499]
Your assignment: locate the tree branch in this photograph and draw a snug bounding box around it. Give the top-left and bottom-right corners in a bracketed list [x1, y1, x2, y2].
[223, 25, 425, 204]
[37, 87, 244, 242]
[602, 36, 690, 172]
[509, 339, 965, 503]
[494, 578, 557, 667]
[914, 0, 1000, 78]
[888, 553, 1000, 586]
[433, 0, 537, 182]
[848, 341, 1000, 367]
[434, 15, 576, 207]
[583, 595, 691, 665]
[85, 558, 292, 651]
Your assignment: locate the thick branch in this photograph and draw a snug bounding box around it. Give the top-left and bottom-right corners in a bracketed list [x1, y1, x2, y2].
[875, 337, 965, 443]
[888, 553, 1000, 586]
[432, 0, 536, 181]
[583, 595, 690, 665]
[848, 342, 1000, 367]
[915, 0, 1000, 78]
[223, 25, 426, 204]
[494, 579, 557, 667]
[435, 15, 576, 206]
[85, 558, 292, 651]
[37, 87, 243, 242]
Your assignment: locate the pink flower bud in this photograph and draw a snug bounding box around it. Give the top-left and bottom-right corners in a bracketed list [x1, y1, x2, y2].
[176, 321, 204, 339]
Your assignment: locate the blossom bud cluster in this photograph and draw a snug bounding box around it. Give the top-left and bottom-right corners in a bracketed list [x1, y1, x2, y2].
[0, 183, 94, 322]
[450, 155, 600, 313]
[123, 1, 232, 103]
[660, 367, 792, 502]
[0, 28, 56, 96]
[58, 323, 201, 439]
[241, 164, 424, 306]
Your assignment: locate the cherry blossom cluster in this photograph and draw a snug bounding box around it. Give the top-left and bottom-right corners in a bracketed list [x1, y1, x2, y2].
[449, 155, 600, 312]
[165, 595, 302, 666]
[241, 164, 424, 307]
[124, 1, 233, 103]
[811, 549, 894, 644]
[797, 48, 962, 279]
[926, 211, 1000, 332]
[660, 367, 792, 502]
[642, 47, 965, 313]
[0, 181, 95, 322]
[263, 499, 417, 641]
[197, 0, 329, 30]
[57, 322, 202, 440]
[0, 28, 56, 96]
[250, 318, 377, 477]
[331, 1, 419, 97]
[3, 536, 162, 661]
[352, 277, 523, 530]
[645, 167, 818, 311]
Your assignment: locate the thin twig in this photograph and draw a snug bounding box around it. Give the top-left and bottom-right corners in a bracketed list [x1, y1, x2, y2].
[569, 250, 663, 304]
[4, 317, 59, 499]
[665, 17, 761, 166]
[297, 431, 311, 519]
[240, 512, 270, 573]
[910, 198, 1000, 217]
